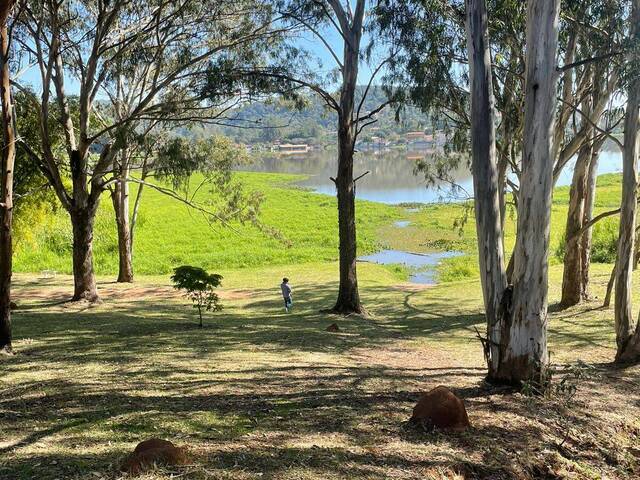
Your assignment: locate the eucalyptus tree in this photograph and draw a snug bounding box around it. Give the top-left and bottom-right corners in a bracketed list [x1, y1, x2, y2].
[495, 1, 624, 290]
[0, 87, 66, 351]
[379, 0, 562, 383]
[0, 0, 15, 353]
[464, 0, 561, 383]
[464, 0, 507, 379]
[244, 0, 403, 314]
[501, 0, 561, 383]
[558, 0, 626, 307]
[380, 0, 624, 303]
[101, 12, 279, 284]
[14, 0, 280, 301]
[613, 0, 640, 363]
[111, 132, 260, 283]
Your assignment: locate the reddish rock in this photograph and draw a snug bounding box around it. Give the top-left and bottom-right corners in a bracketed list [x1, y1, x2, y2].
[121, 438, 189, 475]
[410, 386, 470, 431]
[326, 323, 340, 332]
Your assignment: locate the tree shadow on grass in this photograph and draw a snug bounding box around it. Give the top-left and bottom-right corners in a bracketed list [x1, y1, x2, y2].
[5, 279, 623, 393]
[2, 278, 638, 479]
[5, 282, 488, 369]
[0, 451, 123, 480]
[0, 361, 554, 480]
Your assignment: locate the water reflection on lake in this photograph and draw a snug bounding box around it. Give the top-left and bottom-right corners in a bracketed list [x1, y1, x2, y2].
[246, 150, 472, 204]
[244, 148, 622, 205]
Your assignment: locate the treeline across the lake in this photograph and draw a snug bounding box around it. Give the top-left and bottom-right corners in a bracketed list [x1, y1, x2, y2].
[0, 0, 639, 387]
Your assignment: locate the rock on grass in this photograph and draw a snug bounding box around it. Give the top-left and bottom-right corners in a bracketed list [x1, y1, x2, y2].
[120, 438, 189, 475]
[410, 385, 470, 432]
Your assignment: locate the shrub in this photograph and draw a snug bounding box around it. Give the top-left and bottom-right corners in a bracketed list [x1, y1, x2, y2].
[438, 255, 478, 282]
[555, 217, 618, 264]
[590, 218, 618, 263]
[171, 266, 223, 328]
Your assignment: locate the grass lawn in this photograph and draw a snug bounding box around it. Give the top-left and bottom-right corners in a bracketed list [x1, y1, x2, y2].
[1, 260, 639, 480]
[2, 170, 636, 479]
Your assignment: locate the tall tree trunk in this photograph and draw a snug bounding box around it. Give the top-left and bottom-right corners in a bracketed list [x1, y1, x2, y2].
[67, 140, 114, 302]
[70, 204, 99, 302]
[561, 141, 592, 307]
[333, 131, 361, 313]
[614, 0, 640, 363]
[112, 165, 133, 283]
[493, 0, 560, 384]
[580, 141, 602, 297]
[129, 165, 148, 257]
[465, 0, 508, 379]
[0, 1, 15, 353]
[332, 20, 363, 315]
[604, 263, 616, 308]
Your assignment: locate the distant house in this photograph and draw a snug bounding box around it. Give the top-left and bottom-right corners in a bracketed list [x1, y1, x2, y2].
[356, 135, 390, 151]
[405, 131, 437, 149]
[273, 143, 311, 155]
[405, 131, 427, 142]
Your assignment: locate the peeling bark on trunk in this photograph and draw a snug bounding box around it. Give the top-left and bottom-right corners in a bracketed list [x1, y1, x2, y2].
[465, 0, 508, 379]
[0, 4, 15, 353]
[492, 0, 560, 384]
[112, 166, 133, 283]
[561, 141, 592, 307]
[614, 0, 640, 363]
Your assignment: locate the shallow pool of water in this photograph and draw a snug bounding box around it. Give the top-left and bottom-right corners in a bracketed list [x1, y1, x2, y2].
[358, 249, 464, 285]
[394, 220, 411, 228]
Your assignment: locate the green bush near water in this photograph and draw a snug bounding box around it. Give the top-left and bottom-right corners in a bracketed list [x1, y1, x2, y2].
[438, 255, 480, 283]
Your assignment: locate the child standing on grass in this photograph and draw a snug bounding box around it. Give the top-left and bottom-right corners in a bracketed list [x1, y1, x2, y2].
[281, 278, 293, 313]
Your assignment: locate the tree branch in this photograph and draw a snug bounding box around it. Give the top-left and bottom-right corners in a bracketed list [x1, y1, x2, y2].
[559, 50, 623, 72]
[125, 176, 240, 234]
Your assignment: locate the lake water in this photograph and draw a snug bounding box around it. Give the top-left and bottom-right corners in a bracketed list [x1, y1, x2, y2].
[394, 220, 411, 228]
[245, 148, 622, 205]
[358, 250, 465, 284]
[244, 147, 622, 284]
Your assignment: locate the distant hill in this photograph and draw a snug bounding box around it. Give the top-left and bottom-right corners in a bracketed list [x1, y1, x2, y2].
[202, 86, 438, 146]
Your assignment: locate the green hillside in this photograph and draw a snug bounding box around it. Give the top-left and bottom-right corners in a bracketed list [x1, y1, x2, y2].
[207, 86, 438, 145]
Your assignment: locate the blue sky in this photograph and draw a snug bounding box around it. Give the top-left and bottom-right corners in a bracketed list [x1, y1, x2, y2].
[17, 5, 382, 99]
